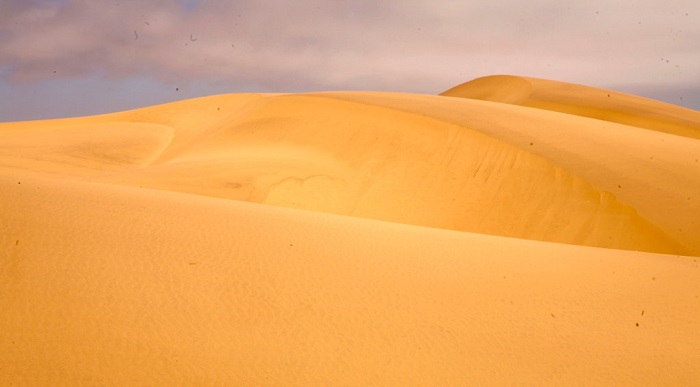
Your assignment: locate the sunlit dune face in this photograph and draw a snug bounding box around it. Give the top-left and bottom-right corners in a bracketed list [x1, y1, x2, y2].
[2, 82, 698, 255]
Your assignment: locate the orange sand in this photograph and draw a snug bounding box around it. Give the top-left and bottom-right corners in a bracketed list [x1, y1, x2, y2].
[1, 75, 699, 385]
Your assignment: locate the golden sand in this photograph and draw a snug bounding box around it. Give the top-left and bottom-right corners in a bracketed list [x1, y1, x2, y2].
[2, 75, 699, 385]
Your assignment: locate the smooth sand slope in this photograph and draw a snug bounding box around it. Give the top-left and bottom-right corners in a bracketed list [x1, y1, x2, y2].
[441, 74, 700, 140]
[1, 75, 699, 385]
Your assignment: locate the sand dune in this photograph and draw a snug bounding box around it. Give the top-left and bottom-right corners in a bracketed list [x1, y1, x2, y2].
[1, 75, 699, 385]
[441, 75, 700, 140]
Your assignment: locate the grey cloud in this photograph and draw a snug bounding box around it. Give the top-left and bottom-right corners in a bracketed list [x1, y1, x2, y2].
[1, 0, 699, 95]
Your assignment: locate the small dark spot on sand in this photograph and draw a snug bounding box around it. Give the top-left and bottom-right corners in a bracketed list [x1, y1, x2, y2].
[636, 323, 639, 327]
[550, 313, 556, 318]
[641, 310, 645, 316]
[188, 262, 197, 265]
[607, 94, 610, 97]
[176, 88, 179, 91]
[652, 277, 656, 281]
[289, 244, 293, 247]
[529, 142, 534, 146]
[16, 240, 19, 246]
[18, 181, 20, 184]
[618, 184, 622, 188]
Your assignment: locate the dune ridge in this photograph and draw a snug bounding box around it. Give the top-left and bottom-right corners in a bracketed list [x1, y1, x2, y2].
[2, 75, 700, 385]
[310, 91, 700, 254]
[441, 74, 700, 140]
[2, 91, 698, 254]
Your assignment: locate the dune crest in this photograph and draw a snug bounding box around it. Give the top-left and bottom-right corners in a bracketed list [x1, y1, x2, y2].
[441, 74, 700, 139]
[2, 91, 694, 254]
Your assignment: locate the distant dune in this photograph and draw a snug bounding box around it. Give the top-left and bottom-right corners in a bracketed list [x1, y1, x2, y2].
[442, 75, 700, 139]
[2, 75, 699, 385]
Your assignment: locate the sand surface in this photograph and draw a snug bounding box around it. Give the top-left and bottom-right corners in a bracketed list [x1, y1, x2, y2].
[1, 75, 699, 385]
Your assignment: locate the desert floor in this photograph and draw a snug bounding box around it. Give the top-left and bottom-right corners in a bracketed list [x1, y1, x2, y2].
[2, 75, 699, 385]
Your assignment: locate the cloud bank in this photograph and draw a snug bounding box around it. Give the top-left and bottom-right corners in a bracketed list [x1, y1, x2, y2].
[0, 0, 698, 117]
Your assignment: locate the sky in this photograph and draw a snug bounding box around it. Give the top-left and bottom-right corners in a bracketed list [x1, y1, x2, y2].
[1, 0, 698, 122]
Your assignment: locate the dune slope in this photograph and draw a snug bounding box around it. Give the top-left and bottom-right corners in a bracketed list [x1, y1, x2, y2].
[314, 91, 700, 255]
[441, 74, 700, 140]
[2, 173, 699, 385]
[2, 75, 700, 385]
[2, 90, 698, 255]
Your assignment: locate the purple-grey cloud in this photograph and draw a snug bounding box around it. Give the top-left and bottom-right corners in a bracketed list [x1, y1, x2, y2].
[0, 0, 698, 101]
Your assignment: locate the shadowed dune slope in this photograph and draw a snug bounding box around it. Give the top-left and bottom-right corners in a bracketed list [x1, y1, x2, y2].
[441, 75, 700, 140]
[312, 91, 700, 255]
[1, 91, 696, 255]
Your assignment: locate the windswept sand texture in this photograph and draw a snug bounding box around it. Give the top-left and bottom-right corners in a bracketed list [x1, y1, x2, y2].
[1, 76, 700, 385]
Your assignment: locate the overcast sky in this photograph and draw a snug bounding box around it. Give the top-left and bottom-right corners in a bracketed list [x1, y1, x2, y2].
[1, 0, 698, 122]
